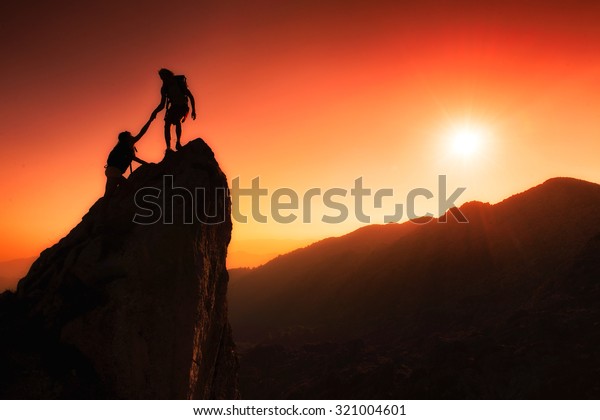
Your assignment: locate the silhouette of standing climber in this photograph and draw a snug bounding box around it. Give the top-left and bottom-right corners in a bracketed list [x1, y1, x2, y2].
[152, 68, 196, 153]
[104, 114, 154, 198]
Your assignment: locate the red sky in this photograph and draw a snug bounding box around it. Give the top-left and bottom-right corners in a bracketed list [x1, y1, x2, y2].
[0, 0, 599, 268]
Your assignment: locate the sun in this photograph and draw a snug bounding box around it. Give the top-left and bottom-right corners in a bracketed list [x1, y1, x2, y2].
[449, 124, 486, 158]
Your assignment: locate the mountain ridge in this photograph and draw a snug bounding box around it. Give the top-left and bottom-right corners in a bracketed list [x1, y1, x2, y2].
[228, 176, 600, 398]
[233, 177, 599, 276]
[0, 257, 36, 292]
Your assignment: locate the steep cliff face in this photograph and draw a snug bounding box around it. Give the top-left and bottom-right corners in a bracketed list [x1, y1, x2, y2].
[0, 139, 238, 399]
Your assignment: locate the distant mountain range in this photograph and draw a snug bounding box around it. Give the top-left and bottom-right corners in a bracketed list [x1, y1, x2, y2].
[0, 257, 35, 292]
[228, 178, 600, 399]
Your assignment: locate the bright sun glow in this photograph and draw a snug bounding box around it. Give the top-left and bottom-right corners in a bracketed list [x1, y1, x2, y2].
[449, 124, 486, 158]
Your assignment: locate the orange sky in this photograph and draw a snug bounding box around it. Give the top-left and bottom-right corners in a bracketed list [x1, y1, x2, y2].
[0, 0, 599, 268]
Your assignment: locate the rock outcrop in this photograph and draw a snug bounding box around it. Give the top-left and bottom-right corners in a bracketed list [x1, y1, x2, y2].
[0, 139, 238, 399]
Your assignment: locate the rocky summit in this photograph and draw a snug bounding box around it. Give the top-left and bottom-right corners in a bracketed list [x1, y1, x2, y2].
[0, 139, 238, 399]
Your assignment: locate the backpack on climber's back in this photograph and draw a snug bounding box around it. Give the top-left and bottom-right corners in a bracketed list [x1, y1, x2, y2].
[107, 141, 136, 174]
[165, 75, 189, 106]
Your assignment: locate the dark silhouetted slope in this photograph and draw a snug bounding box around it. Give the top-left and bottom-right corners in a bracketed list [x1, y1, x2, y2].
[229, 177, 600, 398]
[0, 139, 238, 399]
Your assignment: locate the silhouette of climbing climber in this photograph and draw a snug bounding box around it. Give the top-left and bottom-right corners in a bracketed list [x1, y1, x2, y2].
[104, 114, 154, 198]
[152, 68, 196, 153]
